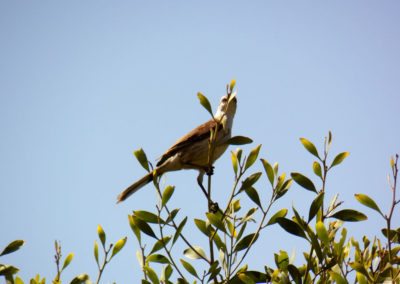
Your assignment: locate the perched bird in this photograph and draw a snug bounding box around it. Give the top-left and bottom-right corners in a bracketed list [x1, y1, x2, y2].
[117, 91, 237, 203]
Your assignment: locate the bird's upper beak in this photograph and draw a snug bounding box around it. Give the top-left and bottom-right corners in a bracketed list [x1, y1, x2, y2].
[228, 91, 237, 104]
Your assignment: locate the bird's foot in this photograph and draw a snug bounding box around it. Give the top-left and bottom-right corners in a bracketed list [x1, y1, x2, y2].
[205, 166, 215, 176]
[209, 201, 219, 213]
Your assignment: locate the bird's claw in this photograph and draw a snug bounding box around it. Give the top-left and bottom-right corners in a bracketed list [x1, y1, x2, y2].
[205, 166, 215, 176]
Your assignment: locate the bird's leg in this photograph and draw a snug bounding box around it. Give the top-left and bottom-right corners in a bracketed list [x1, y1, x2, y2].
[205, 165, 215, 176]
[196, 171, 219, 213]
[196, 171, 208, 198]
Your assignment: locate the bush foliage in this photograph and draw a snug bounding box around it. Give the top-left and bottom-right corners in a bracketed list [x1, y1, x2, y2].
[2, 83, 399, 283]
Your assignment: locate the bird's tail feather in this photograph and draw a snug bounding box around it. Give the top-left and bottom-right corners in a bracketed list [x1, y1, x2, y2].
[117, 172, 154, 203]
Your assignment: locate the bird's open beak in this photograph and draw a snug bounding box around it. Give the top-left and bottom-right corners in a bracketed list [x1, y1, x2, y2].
[228, 91, 237, 104]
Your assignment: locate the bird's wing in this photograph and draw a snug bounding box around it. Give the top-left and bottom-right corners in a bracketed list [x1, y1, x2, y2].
[156, 119, 222, 167]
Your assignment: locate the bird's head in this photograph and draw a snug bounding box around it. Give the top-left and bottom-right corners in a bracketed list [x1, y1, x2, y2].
[214, 92, 237, 120]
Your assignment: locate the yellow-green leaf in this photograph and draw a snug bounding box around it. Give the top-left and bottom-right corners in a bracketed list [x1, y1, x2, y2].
[134, 148, 150, 172]
[234, 233, 258, 252]
[291, 172, 317, 193]
[131, 215, 157, 239]
[61, 253, 74, 271]
[330, 152, 350, 168]
[330, 209, 367, 222]
[354, 194, 382, 215]
[134, 210, 163, 224]
[94, 241, 99, 265]
[244, 145, 262, 170]
[261, 159, 275, 186]
[184, 246, 207, 260]
[225, 136, 253, 145]
[0, 240, 25, 256]
[97, 225, 106, 247]
[162, 185, 175, 208]
[316, 221, 329, 245]
[150, 236, 171, 254]
[300, 138, 320, 159]
[313, 161, 322, 179]
[146, 254, 169, 264]
[267, 209, 288, 226]
[206, 212, 227, 234]
[111, 237, 127, 258]
[197, 92, 213, 117]
[180, 259, 199, 278]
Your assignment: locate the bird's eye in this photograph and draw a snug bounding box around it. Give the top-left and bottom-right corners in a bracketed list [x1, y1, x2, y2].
[221, 97, 228, 103]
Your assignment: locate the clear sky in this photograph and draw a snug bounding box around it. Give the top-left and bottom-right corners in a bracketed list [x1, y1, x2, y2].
[1, 1, 399, 283]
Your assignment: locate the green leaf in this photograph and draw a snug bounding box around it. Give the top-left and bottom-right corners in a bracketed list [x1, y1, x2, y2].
[97, 225, 106, 247]
[244, 145, 262, 170]
[111, 237, 127, 258]
[231, 150, 239, 175]
[206, 212, 227, 234]
[173, 217, 188, 244]
[184, 246, 207, 260]
[180, 259, 199, 278]
[316, 221, 329, 245]
[266, 209, 288, 226]
[330, 209, 367, 222]
[308, 229, 324, 262]
[131, 215, 157, 238]
[160, 265, 173, 282]
[291, 172, 317, 193]
[381, 228, 399, 242]
[240, 172, 262, 192]
[234, 233, 258, 252]
[225, 136, 253, 145]
[70, 274, 90, 284]
[165, 208, 180, 223]
[94, 241, 99, 265]
[146, 254, 170, 264]
[134, 210, 163, 224]
[136, 250, 144, 268]
[244, 187, 262, 208]
[133, 148, 150, 172]
[242, 207, 258, 223]
[300, 137, 320, 159]
[144, 266, 160, 284]
[329, 271, 347, 284]
[308, 192, 324, 222]
[349, 262, 371, 280]
[287, 264, 302, 284]
[194, 219, 210, 236]
[150, 236, 171, 254]
[197, 92, 213, 116]
[0, 264, 19, 276]
[61, 253, 74, 271]
[274, 250, 289, 270]
[354, 194, 382, 215]
[330, 152, 350, 168]
[0, 240, 25, 256]
[277, 218, 308, 240]
[128, 215, 141, 242]
[312, 161, 322, 179]
[238, 273, 255, 284]
[261, 159, 275, 186]
[162, 185, 175, 208]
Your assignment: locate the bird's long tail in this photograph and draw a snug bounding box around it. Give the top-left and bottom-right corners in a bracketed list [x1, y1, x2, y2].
[117, 172, 154, 203]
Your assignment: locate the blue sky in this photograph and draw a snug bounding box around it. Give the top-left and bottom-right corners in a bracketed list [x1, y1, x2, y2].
[1, 1, 399, 283]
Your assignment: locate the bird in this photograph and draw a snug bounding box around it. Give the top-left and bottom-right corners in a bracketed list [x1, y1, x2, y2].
[117, 91, 237, 203]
